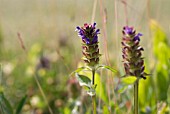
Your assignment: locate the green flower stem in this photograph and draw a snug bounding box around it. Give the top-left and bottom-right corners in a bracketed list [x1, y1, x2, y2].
[92, 68, 96, 114]
[92, 95, 97, 114]
[134, 80, 139, 114]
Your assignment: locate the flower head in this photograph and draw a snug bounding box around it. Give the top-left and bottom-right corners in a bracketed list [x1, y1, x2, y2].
[76, 23, 101, 67]
[123, 26, 134, 35]
[122, 26, 146, 79]
[76, 23, 100, 45]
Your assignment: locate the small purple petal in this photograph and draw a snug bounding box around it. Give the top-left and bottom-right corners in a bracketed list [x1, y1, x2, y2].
[76, 26, 80, 30]
[133, 33, 142, 41]
[86, 38, 90, 44]
[93, 22, 96, 26]
[76, 22, 100, 45]
[138, 33, 142, 36]
[96, 29, 100, 34]
[75, 26, 81, 31]
[92, 35, 98, 43]
[93, 23, 96, 28]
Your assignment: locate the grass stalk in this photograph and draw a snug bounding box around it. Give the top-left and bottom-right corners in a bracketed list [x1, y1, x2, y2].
[0, 64, 2, 86]
[34, 73, 54, 114]
[134, 81, 139, 114]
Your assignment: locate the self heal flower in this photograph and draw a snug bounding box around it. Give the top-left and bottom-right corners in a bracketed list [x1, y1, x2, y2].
[76, 23, 100, 45]
[122, 26, 146, 79]
[76, 23, 101, 67]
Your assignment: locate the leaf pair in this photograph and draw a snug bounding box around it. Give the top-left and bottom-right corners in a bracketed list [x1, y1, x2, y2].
[70, 65, 117, 77]
[0, 92, 27, 114]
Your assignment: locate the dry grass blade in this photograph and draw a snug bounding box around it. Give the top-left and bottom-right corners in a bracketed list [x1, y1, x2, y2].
[99, 0, 110, 66]
[91, 0, 98, 23]
[17, 32, 26, 52]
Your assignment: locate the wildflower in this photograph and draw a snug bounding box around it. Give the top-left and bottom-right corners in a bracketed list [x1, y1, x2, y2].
[122, 26, 146, 79]
[76, 23, 101, 67]
[36, 56, 50, 70]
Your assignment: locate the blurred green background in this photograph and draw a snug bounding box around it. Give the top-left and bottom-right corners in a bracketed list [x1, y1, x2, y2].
[0, 0, 169, 114]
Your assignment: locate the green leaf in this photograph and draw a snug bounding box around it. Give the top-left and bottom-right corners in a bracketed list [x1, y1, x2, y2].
[103, 105, 110, 114]
[121, 76, 137, 85]
[75, 73, 91, 88]
[15, 95, 27, 114]
[96, 65, 117, 73]
[69, 67, 90, 77]
[117, 76, 137, 94]
[0, 92, 13, 114]
[63, 107, 71, 114]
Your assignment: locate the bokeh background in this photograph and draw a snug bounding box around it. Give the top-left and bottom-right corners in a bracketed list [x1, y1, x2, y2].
[0, 0, 169, 114]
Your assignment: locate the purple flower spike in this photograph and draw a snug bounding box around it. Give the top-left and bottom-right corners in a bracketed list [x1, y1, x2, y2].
[122, 26, 147, 79]
[75, 22, 101, 67]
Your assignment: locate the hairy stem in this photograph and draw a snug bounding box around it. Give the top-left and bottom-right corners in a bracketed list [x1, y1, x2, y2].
[134, 80, 139, 114]
[92, 68, 96, 114]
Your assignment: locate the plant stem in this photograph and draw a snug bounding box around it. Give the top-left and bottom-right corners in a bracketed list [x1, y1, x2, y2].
[92, 68, 96, 114]
[92, 95, 97, 114]
[134, 80, 139, 114]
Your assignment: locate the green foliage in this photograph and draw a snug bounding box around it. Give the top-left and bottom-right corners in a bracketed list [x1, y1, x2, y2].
[96, 65, 117, 73]
[103, 105, 110, 114]
[75, 73, 91, 88]
[136, 20, 170, 114]
[63, 107, 71, 114]
[70, 66, 90, 77]
[73, 64, 117, 104]
[0, 92, 27, 114]
[93, 72, 108, 103]
[15, 95, 27, 114]
[150, 20, 170, 101]
[121, 76, 137, 85]
[0, 92, 13, 114]
[138, 77, 155, 111]
[74, 69, 108, 103]
[118, 76, 137, 93]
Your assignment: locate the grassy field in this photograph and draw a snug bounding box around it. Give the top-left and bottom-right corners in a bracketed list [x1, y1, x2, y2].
[0, 0, 170, 114]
